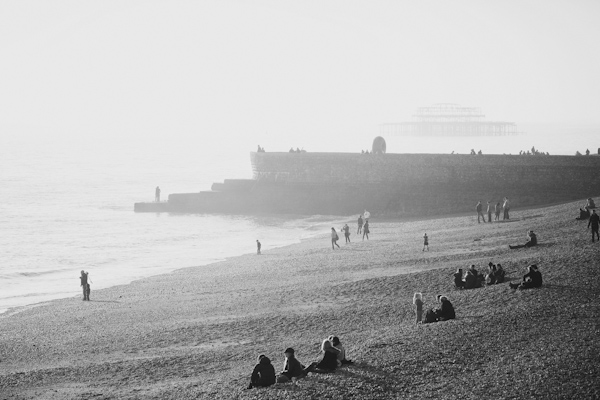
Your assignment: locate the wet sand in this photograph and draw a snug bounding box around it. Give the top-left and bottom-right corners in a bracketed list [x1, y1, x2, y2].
[1, 200, 599, 399]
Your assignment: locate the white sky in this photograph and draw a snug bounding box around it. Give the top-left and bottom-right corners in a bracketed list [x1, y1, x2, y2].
[1, 0, 599, 142]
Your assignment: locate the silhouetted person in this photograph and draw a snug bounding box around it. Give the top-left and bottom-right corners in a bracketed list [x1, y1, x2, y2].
[357, 215, 363, 234]
[342, 224, 351, 243]
[422, 233, 429, 251]
[155, 186, 161, 202]
[494, 202, 501, 221]
[362, 221, 370, 240]
[511, 265, 543, 289]
[503, 197, 510, 220]
[454, 268, 465, 288]
[588, 210, 600, 242]
[256, 240, 261, 255]
[476, 201, 486, 223]
[248, 354, 276, 389]
[586, 149, 590, 156]
[509, 230, 537, 249]
[486, 201, 492, 223]
[80, 270, 90, 301]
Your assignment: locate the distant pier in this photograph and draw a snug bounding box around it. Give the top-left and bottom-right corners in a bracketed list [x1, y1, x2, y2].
[380, 103, 521, 137]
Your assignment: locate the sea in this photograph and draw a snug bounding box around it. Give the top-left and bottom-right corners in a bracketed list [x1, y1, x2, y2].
[1, 123, 598, 314]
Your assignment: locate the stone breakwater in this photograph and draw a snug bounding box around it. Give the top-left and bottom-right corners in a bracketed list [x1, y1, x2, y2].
[135, 152, 600, 216]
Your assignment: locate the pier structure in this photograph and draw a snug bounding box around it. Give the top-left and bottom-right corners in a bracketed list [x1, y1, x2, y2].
[380, 103, 520, 137]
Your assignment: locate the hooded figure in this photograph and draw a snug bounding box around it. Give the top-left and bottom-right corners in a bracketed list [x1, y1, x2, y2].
[249, 354, 276, 388]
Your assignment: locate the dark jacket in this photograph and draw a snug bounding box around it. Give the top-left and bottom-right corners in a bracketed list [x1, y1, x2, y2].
[438, 299, 456, 321]
[282, 356, 305, 379]
[251, 357, 276, 387]
[589, 213, 600, 228]
[526, 232, 537, 246]
[454, 272, 464, 288]
[464, 273, 477, 289]
[523, 270, 543, 288]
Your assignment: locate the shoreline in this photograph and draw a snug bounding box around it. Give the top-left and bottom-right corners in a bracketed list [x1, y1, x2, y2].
[2, 196, 592, 317]
[1, 198, 599, 399]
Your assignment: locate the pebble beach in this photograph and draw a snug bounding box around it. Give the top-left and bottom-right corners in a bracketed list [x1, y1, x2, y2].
[1, 199, 599, 400]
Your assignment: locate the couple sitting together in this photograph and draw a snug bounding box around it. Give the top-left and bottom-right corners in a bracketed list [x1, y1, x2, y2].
[248, 335, 352, 389]
[509, 265, 543, 290]
[423, 295, 455, 323]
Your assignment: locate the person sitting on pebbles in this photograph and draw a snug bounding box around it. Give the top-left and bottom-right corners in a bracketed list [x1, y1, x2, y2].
[510, 265, 543, 290]
[276, 347, 314, 383]
[310, 336, 341, 373]
[495, 264, 506, 283]
[509, 230, 537, 249]
[454, 268, 465, 289]
[247, 354, 276, 389]
[330, 336, 353, 365]
[434, 295, 456, 321]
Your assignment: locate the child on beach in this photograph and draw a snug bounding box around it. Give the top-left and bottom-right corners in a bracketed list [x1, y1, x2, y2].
[413, 292, 423, 323]
[256, 240, 261, 255]
[422, 233, 429, 251]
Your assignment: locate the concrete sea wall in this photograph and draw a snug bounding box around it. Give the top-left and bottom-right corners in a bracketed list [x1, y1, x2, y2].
[136, 152, 600, 217]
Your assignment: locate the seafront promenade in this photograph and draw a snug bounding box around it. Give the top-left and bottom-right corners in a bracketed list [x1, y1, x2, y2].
[2, 198, 599, 399]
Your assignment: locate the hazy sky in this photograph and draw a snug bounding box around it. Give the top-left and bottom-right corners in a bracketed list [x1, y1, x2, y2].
[1, 0, 599, 142]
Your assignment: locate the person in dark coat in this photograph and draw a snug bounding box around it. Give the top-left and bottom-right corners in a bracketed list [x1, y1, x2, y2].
[454, 268, 465, 288]
[495, 264, 506, 283]
[435, 296, 456, 321]
[509, 230, 537, 249]
[313, 337, 340, 372]
[464, 270, 477, 289]
[476, 201, 486, 223]
[512, 265, 543, 289]
[588, 209, 600, 242]
[248, 354, 276, 389]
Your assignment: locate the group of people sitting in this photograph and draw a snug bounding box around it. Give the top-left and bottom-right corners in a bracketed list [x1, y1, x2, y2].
[454, 263, 505, 289]
[576, 198, 596, 220]
[509, 264, 543, 290]
[414, 293, 455, 324]
[248, 335, 353, 389]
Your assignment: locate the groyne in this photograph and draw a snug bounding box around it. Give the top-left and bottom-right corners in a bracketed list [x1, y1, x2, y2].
[134, 152, 600, 216]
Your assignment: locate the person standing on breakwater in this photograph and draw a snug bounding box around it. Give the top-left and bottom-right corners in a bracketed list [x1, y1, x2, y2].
[362, 221, 370, 240]
[331, 227, 340, 249]
[588, 210, 599, 242]
[476, 201, 486, 223]
[494, 202, 501, 221]
[357, 215, 363, 234]
[503, 197, 510, 220]
[155, 186, 161, 202]
[487, 201, 492, 223]
[342, 224, 351, 243]
[422, 233, 429, 251]
[256, 240, 261, 255]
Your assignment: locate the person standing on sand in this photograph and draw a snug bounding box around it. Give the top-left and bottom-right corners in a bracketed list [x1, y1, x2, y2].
[487, 201, 492, 223]
[422, 233, 429, 251]
[155, 186, 161, 202]
[588, 209, 599, 242]
[331, 227, 340, 249]
[357, 215, 363, 234]
[80, 270, 90, 301]
[413, 292, 424, 323]
[342, 224, 351, 243]
[476, 201, 486, 223]
[362, 221, 370, 240]
[503, 197, 510, 220]
[494, 202, 501, 221]
[256, 240, 261, 255]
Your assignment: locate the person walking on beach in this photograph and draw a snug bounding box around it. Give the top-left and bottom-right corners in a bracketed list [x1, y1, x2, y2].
[79, 270, 91, 301]
[331, 227, 340, 249]
[487, 201, 492, 223]
[357, 215, 363, 235]
[476, 201, 486, 223]
[155, 186, 161, 202]
[422, 233, 429, 251]
[362, 221, 370, 240]
[503, 197, 510, 220]
[413, 292, 424, 324]
[256, 240, 261, 255]
[342, 223, 351, 243]
[588, 209, 600, 242]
